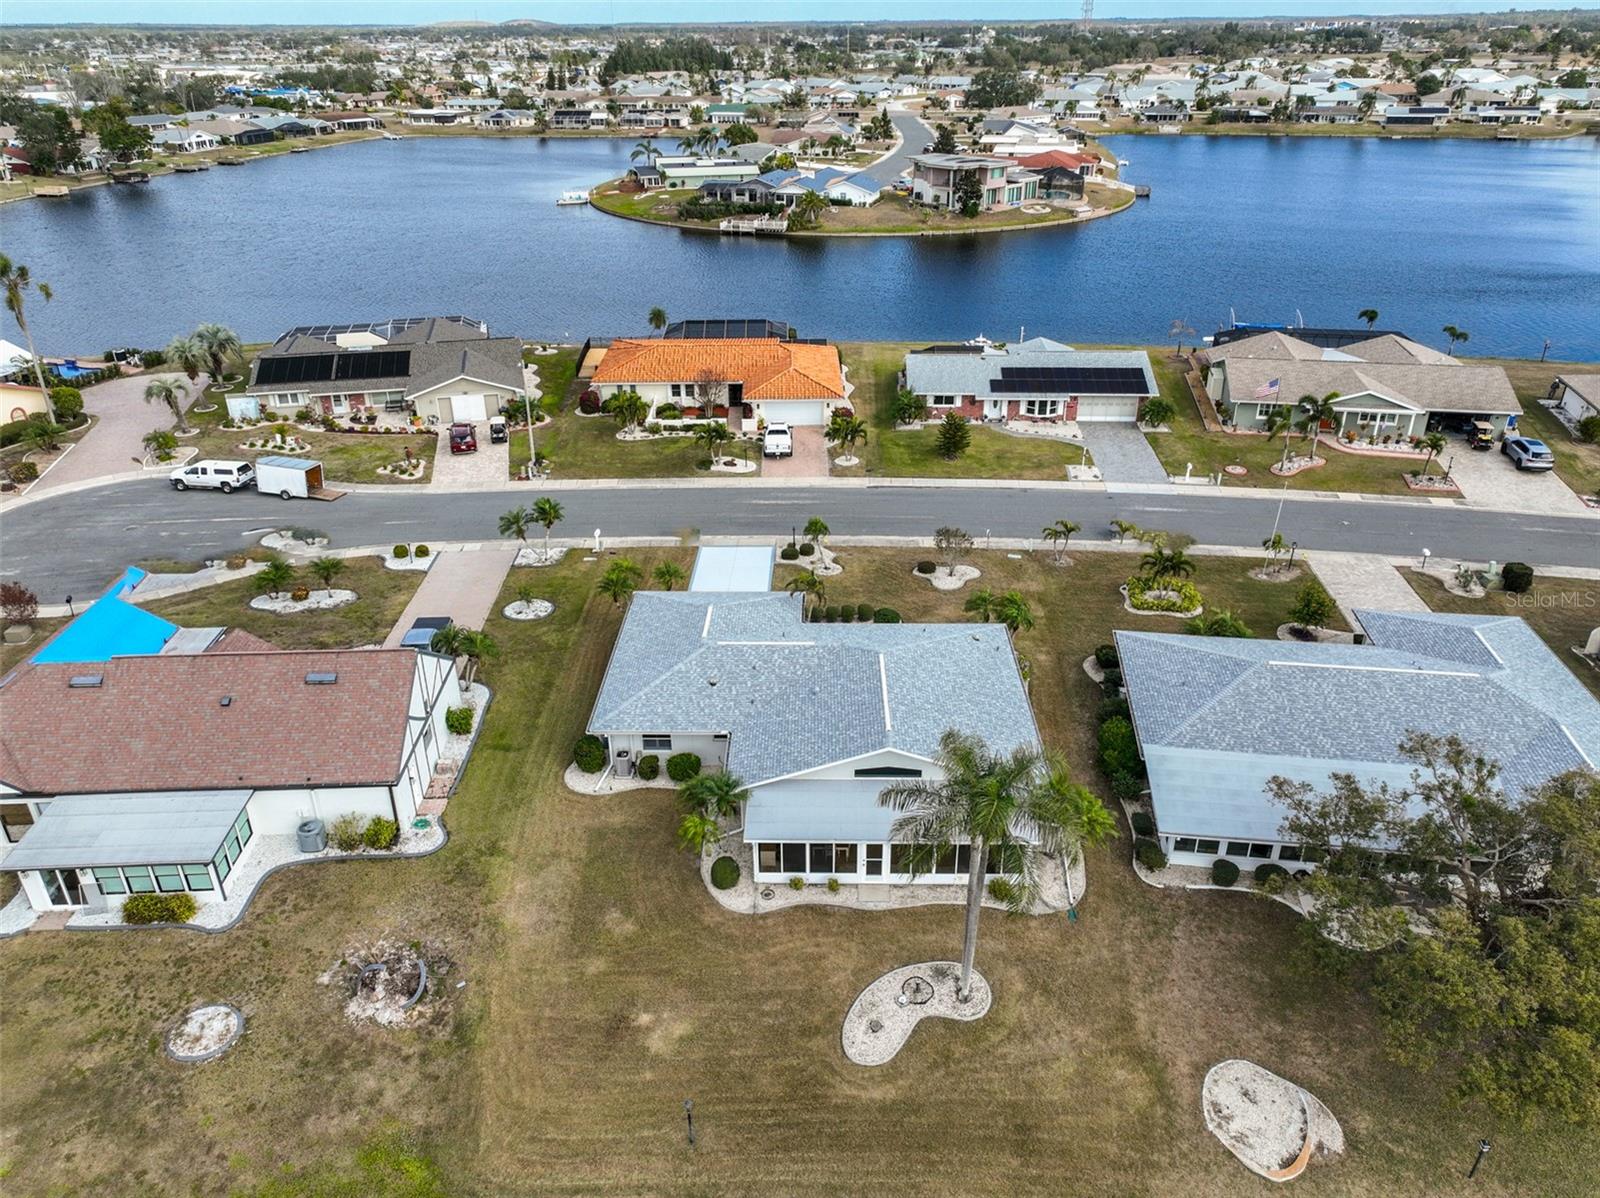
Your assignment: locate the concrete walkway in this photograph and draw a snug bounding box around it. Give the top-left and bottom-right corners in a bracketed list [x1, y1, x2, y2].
[30, 372, 188, 493]
[382, 544, 516, 645]
[1306, 550, 1431, 623]
[1080, 423, 1170, 486]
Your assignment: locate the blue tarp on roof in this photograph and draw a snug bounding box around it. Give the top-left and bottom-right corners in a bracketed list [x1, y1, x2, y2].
[32, 567, 178, 664]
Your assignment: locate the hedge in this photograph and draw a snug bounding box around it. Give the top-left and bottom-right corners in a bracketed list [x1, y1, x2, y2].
[1130, 810, 1155, 837]
[1094, 643, 1119, 670]
[1254, 862, 1289, 885]
[123, 892, 198, 924]
[1211, 858, 1240, 887]
[1097, 696, 1130, 723]
[798, 542, 815, 556]
[636, 753, 660, 780]
[839, 606, 855, 622]
[574, 734, 606, 773]
[1501, 561, 1534, 593]
[873, 607, 901, 623]
[856, 602, 873, 622]
[444, 706, 473, 735]
[710, 856, 740, 889]
[392, 543, 410, 558]
[363, 817, 399, 850]
[414, 544, 430, 557]
[779, 544, 799, 561]
[1134, 837, 1167, 871]
[666, 752, 702, 782]
[0, 415, 52, 448]
[1098, 716, 1142, 778]
[1112, 772, 1144, 803]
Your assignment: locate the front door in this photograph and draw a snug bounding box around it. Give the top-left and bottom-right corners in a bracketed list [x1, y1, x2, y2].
[40, 868, 85, 907]
[985, 398, 1005, 422]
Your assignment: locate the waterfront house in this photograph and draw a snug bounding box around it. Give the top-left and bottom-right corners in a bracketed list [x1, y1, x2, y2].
[550, 107, 610, 130]
[152, 127, 221, 154]
[706, 103, 753, 125]
[590, 337, 848, 428]
[235, 315, 526, 425]
[908, 152, 1040, 212]
[1010, 149, 1101, 198]
[405, 107, 475, 126]
[654, 155, 760, 188]
[1202, 331, 1522, 441]
[1383, 105, 1450, 128]
[323, 112, 384, 132]
[586, 588, 1040, 889]
[1117, 610, 1600, 872]
[478, 108, 539, 129]
[902, 338, 1158, 424]
[977, 118, 1081, 153]
[1550, 374, 1600, 425]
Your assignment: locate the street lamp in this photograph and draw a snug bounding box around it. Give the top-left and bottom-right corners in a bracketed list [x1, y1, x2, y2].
[683, 1098, 695, 1147]
[1468, 1138, 1490, 1179]
[64, 594, 74, 617]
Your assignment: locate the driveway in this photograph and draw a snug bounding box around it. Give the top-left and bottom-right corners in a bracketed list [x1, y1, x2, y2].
[31, 372, 186, 493]
[428, 423, 508, 491]
[382, 544, 517, 645]
[1442, 439, 1589, 515]
[1080, 424, 1170, 486]
[858, 107, 934, 186]
[759, 426, 830, 479]
[1308, 551, 1430, 624]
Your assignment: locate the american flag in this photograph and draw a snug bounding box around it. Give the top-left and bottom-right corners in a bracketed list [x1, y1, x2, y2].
[1253, 378, 1280, 399]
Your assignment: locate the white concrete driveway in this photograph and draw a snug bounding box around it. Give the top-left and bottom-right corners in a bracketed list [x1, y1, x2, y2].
[1444, 441, 1588, 515]
[31, 372, 186, 493]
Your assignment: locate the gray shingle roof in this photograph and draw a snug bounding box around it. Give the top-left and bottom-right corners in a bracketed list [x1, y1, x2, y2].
[589, 592, 1038, 784]
[904, 341, 1157, 399]
[247, 318, 524, 399]
[1116, 610, 1599, 797]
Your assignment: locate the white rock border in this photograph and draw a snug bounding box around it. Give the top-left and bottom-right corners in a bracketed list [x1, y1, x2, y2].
[710, 456, 757, 474]
[383, 553, 433, 572]
[502, 598, 554, 621]
[249, 588, 357, 614]
[842, 961, 992, 1066]
[165, 1003, 245, 1063]
[917, 564, 980, 591]
[514, 546, 568, 568]
[1202, 1059, 1344, 1182]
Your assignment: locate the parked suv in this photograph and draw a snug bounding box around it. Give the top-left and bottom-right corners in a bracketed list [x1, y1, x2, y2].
[762, 423, 793, 458]
[170, 459, 256, 493]
[1501, 435, 1555, 471]
[449, 423, 477, 454]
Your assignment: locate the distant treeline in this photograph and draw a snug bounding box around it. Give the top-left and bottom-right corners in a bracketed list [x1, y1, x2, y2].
[600, 37, 733, 81]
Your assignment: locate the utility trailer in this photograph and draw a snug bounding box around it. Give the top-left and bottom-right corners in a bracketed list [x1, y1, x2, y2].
[255, 455, 344, 501]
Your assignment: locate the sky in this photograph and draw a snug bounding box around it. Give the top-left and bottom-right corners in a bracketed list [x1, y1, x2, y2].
[7, 0, 1600, 27]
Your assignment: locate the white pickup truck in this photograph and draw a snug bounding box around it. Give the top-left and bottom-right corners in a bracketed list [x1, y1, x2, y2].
[761, 423, 793, 458]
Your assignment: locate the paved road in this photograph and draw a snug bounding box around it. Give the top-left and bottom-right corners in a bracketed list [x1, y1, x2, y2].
[2, 479, 1595, 598]
[859, 109, 934, 186]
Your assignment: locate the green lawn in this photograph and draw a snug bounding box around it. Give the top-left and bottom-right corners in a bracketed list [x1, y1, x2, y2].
[510, 347, 576, 479]
[3, 547, 1595, 1195]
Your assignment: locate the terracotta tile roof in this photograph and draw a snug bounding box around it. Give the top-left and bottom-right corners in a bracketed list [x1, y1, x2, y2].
[1014, 150, 1100, 170]
[0, 649, 423, 795]
[592, 338, 846, 401]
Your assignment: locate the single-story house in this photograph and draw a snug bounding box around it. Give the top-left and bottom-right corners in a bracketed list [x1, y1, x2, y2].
[586, 589, 1040, 888]
[324, 112, 384, 131]
[248, 114, 332, 137]
[0, 581, 462, 916]
[706, 103, 753, 125]
[550, 108, 610, 130]
[1203, 331, 1522, 441]
[152, 127, 220, 154]
[590, 337, 848, 428]
[1, 381, 48, 423]
[478, 108, 539, 129]
[903, 337, 1158, 424]
[1550, 374, 1600, 424]
[908, 153, 1039, 212]
[1383, 105, 1450, 127]
[235, 315, 526, 425]
[654, 155, 760, 188]
[405, 108, 474, 126]
[1117, 610, 1600, 871]
[823, 172, 882, 206]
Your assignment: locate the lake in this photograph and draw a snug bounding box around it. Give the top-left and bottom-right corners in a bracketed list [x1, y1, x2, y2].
[3, 132, 1597, 359]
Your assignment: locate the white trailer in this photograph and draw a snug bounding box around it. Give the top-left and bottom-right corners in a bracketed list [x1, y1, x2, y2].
[255, 455, 341, 501]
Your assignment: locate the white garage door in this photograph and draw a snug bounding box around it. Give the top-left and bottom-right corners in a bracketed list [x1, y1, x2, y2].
[451, 394, 488, 422]
[760, 400, 826, 426]
[1075, 396, 1140, 423]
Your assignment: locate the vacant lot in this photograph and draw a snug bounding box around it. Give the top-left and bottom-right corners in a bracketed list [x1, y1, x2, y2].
[2, 549, 1594, 1196]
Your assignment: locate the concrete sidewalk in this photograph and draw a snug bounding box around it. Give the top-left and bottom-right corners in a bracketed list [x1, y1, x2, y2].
[1306, 550, 1432, 623]
[382, 544, 517, 646]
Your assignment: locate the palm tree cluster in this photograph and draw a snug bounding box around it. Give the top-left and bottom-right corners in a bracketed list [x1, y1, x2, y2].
[677, 770, 748, 855]
[598, 557, 643, 606]
[827, 411, 868, 462]
[430, 624, 500, 687]
[963, 588, 1035, 634]
[497, 496, 564, 559]
[1040, 519, 1080, 564]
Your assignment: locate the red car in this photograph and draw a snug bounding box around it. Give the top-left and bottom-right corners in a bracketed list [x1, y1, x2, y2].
[449, 422, 477, 454]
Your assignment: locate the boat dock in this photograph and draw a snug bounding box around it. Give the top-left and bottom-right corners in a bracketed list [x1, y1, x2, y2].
[718, 216, 789, 235]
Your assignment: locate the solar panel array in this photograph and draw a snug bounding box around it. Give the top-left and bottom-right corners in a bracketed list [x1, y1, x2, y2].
[990, 366, 1149, 395]
[255, 349, 412, 387]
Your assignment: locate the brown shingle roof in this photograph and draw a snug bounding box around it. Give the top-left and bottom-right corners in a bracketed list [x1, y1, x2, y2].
[0, 649, 421, 795]
[592, 338, 846, 400]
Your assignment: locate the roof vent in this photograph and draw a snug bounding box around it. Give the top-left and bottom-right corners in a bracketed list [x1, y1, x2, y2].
[304, 671, 338, 685]
[68, 674, 104, 688]
[707, 677, 719, 687]
[220, 695, 232, 707]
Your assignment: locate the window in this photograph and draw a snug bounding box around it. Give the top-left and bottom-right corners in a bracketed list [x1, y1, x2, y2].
[1248, 843, 1273, 859]
[781, 843, 805, 873]
[93, 868, 127, 895]
[642, 735, 673, 752]
[669, 383, 683, 398]
[890, 844, 917, 874]
[1173, 837, 1198, 853]
[1225, 842, 1252, 858]
[1277, 844, 1303, 862]
[987, 844, 1023, 874]
[854, 766, 922, 778]
[865, 845, 883, 877]
[934, 845, 958, 875]
[234, 810, 253, 851]
[759, 843, 781, 872]
[183, 864, 214, 891]
[153, 865, 185, 893]
[212, 846, 231, 883]
[123, 866, 155, 894]
[1022, 399, 1060, 418]
[1, 804, 34, 844]
[929, 394, 957, 408]
[1196, 839, 1221, 854]
[809, 843, 833, 874]
[834, 843, 858, 874]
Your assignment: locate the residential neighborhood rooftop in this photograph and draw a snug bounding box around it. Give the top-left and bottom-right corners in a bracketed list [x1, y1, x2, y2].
[592, 337, 846, 400]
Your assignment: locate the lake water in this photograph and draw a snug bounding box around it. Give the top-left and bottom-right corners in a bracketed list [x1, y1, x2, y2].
[3, 132, 1597, 359]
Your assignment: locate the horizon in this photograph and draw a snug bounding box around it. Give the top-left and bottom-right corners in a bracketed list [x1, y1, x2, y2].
[8, 0, 1600, 29]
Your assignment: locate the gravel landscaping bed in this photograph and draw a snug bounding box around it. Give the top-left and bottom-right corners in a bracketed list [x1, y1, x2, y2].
[514, 546, 569, 567]
[842, 962, 993, 1066]
[249, 588, 357, 614]
[920, 564, 980, 591]
[166, 1004, 244, 1062]
[503, 599, 554, 620]
[1202, 1059, 1344, 1182]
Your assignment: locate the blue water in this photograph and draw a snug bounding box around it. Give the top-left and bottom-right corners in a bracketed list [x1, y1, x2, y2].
[2, 132, 1596, 359]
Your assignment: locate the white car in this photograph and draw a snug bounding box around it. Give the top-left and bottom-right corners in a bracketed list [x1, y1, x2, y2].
[762, 423, 793, 458]
[170, 459, 256, 493]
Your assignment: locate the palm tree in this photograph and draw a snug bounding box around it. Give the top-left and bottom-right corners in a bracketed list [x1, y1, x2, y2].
[790, 189, 829, 229]
[255, 556, 293, 598]
[878, 731, 1115, 1001]
[1298, 391, 1340, 457]
[1140, 545, 1195, 581]
[531, 496, 564, 559]
[993, 591, 1035, 634]
[143, 376, 191, 432]
[693, 420, 729, 463]
[963, 587, 997, 622]
[830, 415, 867, 461]
[677, 811, 721, 855]
[610, 389, 649, 432]
[1040, 519, 1080, 564]
[647, 306, 668, 332]
[784, 568, 826, 615]
[1263, 405, 1298, 469]
[652, 561, 686, 591]
[1442, 324, 1470, 355]
[0, 254, 56, 422]
[680, 769, 747, 825]
[1261, 531, 1288, 570]
[498, 504, 532, 546]
[802, 516, 829, 553]
[1357, 308, 1380, 329]
[630, 140, 656, 162]
[457, 629, 499, 686]
[598, 558, 643, 606]
[164, 333, 208, 389]
[1419, 430, 1447, 476]
[308, 555, 345, 595]
[193, 323, 242, 393]
[429, 623, 466, 660]
[1185, 609, 1253, 638]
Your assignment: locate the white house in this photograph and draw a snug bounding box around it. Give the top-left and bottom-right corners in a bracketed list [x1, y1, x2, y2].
[903, 337, 1158, 425]
[1551, 374, 1600, 425]
[152, 127, 221, 153]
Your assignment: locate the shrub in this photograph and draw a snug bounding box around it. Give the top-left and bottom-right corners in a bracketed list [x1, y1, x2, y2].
[50, 386, 84, 422]
[577, 390, 602, 415]
[1134, 837, 1167, 871]
[825, 604, 840, 621]
[1289, 578, 1337, 631]
[574, 734, 606, 773]
[1097, 696, 1130, 723]
[1094, 643, 1120, 670]
[1126, 575, 1204, 613]
[809, 606, 824, 623]
[656, 403, 681, 419]
[839, 606, 855, 623]
[826, 876, 841, 893]
[788, 875, 805, 890]
[393, 543, 410, 558]
[122, 892, 198, 924]
[0, 414, 51, 447]
[1501, 561, 1534, 593]
[1254, 862, 1289, 886]
[986, 876, 1018, 904]
[140, 348, 167, 368]
[779, 544, 799, 561]
[666, 752, 702, 782]
[1098, 716, 1141, 777]
[1211, 858, 1240, 887]
[445, 706, 473, 735]
[915, 560, 937, 575]
[329, 813, 366, 852]
[1112, 772, 1144, 804]
[225, 555, 247, 570]
[873, 607, 901, 623]
[798, 542, 815, 556]
[414, 544, 430, 558]
[636, 753, 660, 780]
[710, 856, 740, 889]
[8, 461, 39, 483]
[1130, 809, 1156, 837]
[1576, 413, 1600, 444]
[362, 817, 399, 850]
[856, 603, 873, 622]
[1100, 668, 1123, 693]
[290, 585, 310, 602]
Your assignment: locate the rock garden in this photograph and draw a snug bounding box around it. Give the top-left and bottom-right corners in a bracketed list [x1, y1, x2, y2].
[1202, 1059, 1344, 1182]
[841, 962, 993, 1066]
[165, 1003, 245, 1063]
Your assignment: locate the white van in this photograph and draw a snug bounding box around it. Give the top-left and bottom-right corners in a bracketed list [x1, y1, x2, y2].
[170, 459, 256, 493]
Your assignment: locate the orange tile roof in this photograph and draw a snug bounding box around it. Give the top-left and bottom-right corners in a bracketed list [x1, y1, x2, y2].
[592, 339, 846, 401]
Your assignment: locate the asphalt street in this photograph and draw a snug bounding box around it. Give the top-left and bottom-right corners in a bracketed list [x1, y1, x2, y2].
[2, 479, 1595, 598]
[858, 108, 934, 185]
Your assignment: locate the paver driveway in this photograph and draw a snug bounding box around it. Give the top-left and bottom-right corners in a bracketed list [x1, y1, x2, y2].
[1442, 438, 1589, 515]
[428, 423, 509, 491]
[382, 545, 517, 645]
[759, 427, 830, 479]
[31, 372, 187, 493]
[1079, 424, 1170, 485]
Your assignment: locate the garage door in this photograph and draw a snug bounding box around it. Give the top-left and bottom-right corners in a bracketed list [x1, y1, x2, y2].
[1075, 397, 1140, 423]
[452, 394, 488, 422]
[760, 400, 826, 426]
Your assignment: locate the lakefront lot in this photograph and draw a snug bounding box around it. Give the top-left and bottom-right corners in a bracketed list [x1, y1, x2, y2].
[1, 549, 1595, 1196]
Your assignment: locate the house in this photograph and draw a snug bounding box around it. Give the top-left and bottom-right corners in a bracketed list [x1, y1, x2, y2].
[236, 315, 526, 425]
[1117, 610, 1600, 872]
[0, 575, 463, 916]
[323, 111, 384, 131]
[977, 118, 1081, 153]
[823, 172, 882, 206]
[405, 108, 474, 126]
[550, 108, 610, 130]
[1383, 105, 1450, 128]
[590, 337, 848, 429]
[585, 588, 1040, 889]
[903, 338, 1158, 424]
[1459, 104, 1542, 125]
[248, 113, 331, 137]
[1203, 331, 1522, 441]
[478, 108, 539, 129]
[1, 381, 48, 423]
[1138, 105, 1188, 124]
[706, 103, 753, 125]
[152, 127, 221, 154]
[653, 155, 760, 188]
[908, 153, 1039, 212]
[1011, 150, 1101, 198]
[1550, 374, 1600, 425]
